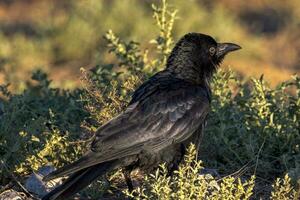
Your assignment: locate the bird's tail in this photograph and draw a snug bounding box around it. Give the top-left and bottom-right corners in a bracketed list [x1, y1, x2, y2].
[42, 161, 117, 200]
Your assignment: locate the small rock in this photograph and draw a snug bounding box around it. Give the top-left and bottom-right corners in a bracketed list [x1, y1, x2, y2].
[0, 189, 25, 200]
[25, 166, 62, 198]
[201, 168, 221, 178]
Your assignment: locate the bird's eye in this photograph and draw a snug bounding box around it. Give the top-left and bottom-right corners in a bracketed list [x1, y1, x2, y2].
[209, 47, 216, 56]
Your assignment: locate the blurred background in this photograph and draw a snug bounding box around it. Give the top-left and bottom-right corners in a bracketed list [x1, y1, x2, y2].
[0, 0, 299, 90]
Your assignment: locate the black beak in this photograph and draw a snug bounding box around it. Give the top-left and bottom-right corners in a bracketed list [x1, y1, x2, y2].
[216, 43, 241, 58]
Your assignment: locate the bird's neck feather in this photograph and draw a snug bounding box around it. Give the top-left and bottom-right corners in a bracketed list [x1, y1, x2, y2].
[166, 56, 216, 86]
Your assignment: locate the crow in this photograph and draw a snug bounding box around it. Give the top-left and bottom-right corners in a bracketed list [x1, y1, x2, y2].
[42, 33, 241, 200]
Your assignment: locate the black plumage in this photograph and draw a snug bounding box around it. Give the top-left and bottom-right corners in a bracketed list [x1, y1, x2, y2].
[42, 33, 241, 200]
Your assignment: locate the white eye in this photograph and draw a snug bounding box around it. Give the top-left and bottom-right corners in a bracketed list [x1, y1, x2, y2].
[209, 47, 216, 56]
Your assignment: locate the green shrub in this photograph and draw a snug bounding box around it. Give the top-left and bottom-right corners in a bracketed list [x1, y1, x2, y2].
[0, 70, 88, 183]
[0, 1, 299, 199]
[201, 71, 300, 183]
[124, 144, 299, 200]
[124, 144, 256, 200]
[271, 174, 300, 200]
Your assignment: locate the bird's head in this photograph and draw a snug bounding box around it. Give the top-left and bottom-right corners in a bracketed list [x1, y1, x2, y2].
[166, 33, 241, 83]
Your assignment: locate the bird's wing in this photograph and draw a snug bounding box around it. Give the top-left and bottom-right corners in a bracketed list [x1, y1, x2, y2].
[45, 78, 210, 179]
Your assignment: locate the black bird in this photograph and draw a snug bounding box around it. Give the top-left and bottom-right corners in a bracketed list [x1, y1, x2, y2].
[42, 33, 241, 200]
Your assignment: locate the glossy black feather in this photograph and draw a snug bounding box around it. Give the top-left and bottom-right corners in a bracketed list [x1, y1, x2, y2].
[42, 32, 240, 200]
[45, 73, 210, 179]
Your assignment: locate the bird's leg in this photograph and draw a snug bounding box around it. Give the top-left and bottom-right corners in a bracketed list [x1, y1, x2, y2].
[167, 163, 179, 177]
[123, 169, 133, 192]
[168, 143, 186, 176]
